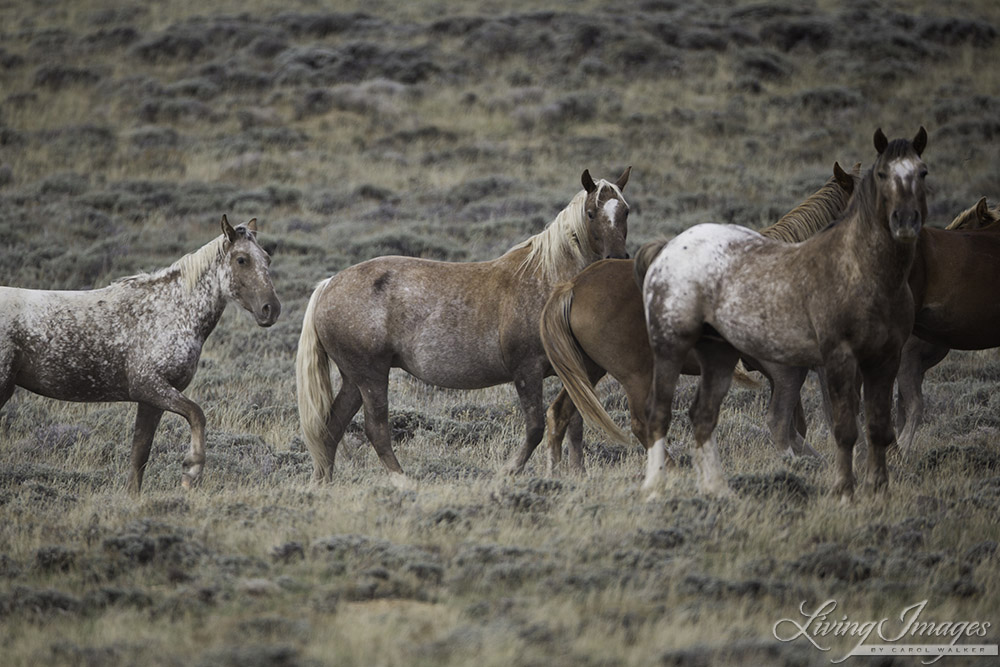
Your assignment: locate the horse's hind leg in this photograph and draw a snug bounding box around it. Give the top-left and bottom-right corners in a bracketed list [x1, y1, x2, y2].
[126, 403, 164, 495]
[642, 348, 688, 500]
[689, 340, 739, 496]
[502, 366, 547, 476]
[760, 362, 814, 457]
[356, 372, 411, 489]
[544, 389, 577, 475]
[312, 378, 363, 481]
[896, 336, 948, 452]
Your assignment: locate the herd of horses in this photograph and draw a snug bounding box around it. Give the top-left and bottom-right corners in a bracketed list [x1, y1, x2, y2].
[3, 128, 999, 500]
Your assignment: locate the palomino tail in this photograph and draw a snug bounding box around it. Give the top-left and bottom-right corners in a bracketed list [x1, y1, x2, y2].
[540, 282, 631, 445]
[295, 278, 335, 475]
[633, 239, 668, 289]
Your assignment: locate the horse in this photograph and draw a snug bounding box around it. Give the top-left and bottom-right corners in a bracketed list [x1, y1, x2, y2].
[895, 196, 1000, 449]
[0, 216, 280, 493]
[539, 162, 859, 472]
[296, 168, 631, 487]
[639, 128, 927, 500]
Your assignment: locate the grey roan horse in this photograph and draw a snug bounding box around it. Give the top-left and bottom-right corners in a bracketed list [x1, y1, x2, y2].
[640, 128, 927, 500]
[0, 217, 281, 493]
[297, 168, 630, 487]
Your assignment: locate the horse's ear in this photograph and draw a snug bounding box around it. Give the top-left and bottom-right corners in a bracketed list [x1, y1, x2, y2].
[976, 196, 989, 220]
[833, 162, 853, 191]
[246, 218, 258, 233]
[221, 215, 238, 243]
[873, 128, 888, 154]
[581, 169, 596, 194]
[615, 166, 631, 191]
[912, 126, 927, 157]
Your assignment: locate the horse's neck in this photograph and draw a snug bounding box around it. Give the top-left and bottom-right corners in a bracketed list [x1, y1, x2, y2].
[159, 262, 229, 340]
[843, 197, 916, 284]
[503, 243, 587, 290]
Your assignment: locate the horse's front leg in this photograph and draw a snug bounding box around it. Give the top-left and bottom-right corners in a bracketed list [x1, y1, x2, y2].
[135, 382, 207, 489]
[126, 403, 164, 494]
[502, 368, 546, 475]
[821, 351, 861, 501]
[896, 336, 948, 452]
[862, 355, 903, 494]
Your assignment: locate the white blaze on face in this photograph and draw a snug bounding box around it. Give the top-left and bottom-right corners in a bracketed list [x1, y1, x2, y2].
[603, 198, 619, 224]
[889, 157, 923, 195]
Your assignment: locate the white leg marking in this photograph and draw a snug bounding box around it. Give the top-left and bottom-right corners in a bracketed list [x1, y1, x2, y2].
[641, 438, 668, 501]
[693, 435, 731, 496]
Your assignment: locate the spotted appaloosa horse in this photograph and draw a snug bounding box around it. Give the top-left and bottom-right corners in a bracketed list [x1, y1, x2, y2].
[296, 168, 630, 487]
[0, 217, 280, 493]
[640, 128, 927, 500]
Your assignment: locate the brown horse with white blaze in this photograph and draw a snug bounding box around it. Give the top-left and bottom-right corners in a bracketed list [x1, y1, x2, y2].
[0, 217, 281, 493]
[641, 128, 927, 500]
[296, 168, 630, 487]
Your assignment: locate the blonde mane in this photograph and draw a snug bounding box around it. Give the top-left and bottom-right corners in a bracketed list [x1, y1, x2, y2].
[116, 235, 225, 292]
[512, 181, 626, 282]
[761, 165, 860, 243]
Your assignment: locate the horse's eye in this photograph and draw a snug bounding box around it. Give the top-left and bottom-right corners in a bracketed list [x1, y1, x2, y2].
[587, 210, 594, 219]
[919, 169, 928, 179]
[237, 257, 246, 265]
[877, 171, 888, 179]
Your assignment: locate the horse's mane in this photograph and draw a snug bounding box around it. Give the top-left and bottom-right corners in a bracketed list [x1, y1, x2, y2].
[116, 235, 225, 292]
[760, 164, 860, 243]
[511, 180, 626, 282]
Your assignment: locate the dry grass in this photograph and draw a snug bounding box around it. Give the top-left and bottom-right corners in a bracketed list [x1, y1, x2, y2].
[2, 0, 1000, 664]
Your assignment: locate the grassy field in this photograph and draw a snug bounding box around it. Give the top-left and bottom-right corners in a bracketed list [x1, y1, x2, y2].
[2, 0, 1000, 664]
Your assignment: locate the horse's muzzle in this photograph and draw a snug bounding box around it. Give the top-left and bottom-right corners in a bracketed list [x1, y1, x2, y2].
[890, 209, 922, 243]
[256, 299, 281, 327]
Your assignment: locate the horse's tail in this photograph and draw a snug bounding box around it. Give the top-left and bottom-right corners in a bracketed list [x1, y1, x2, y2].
[633, 239, 668, 289]
[295, 278, 335, 474]
[540, 282, 631, 445]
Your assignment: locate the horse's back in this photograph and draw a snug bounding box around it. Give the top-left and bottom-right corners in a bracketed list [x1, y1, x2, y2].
[314, 255, 518, 389]
[644, 224, 830, 366]
[0, 286, 135, 401]
[916, 227, 1000, 349]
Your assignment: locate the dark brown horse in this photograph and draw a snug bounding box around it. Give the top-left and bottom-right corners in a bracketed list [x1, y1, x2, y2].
[296, 169, 630, 487]
[896, 197, 1000, 449]
[0, 217, 281, 493]
[640, 128, 927, 500]
[540, 163, 859, 472]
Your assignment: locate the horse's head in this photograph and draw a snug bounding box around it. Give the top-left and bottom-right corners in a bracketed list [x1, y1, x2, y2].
[872, 127, 928, 244]
[581, 166, 631, 260]
[221, 215, 281, 327]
